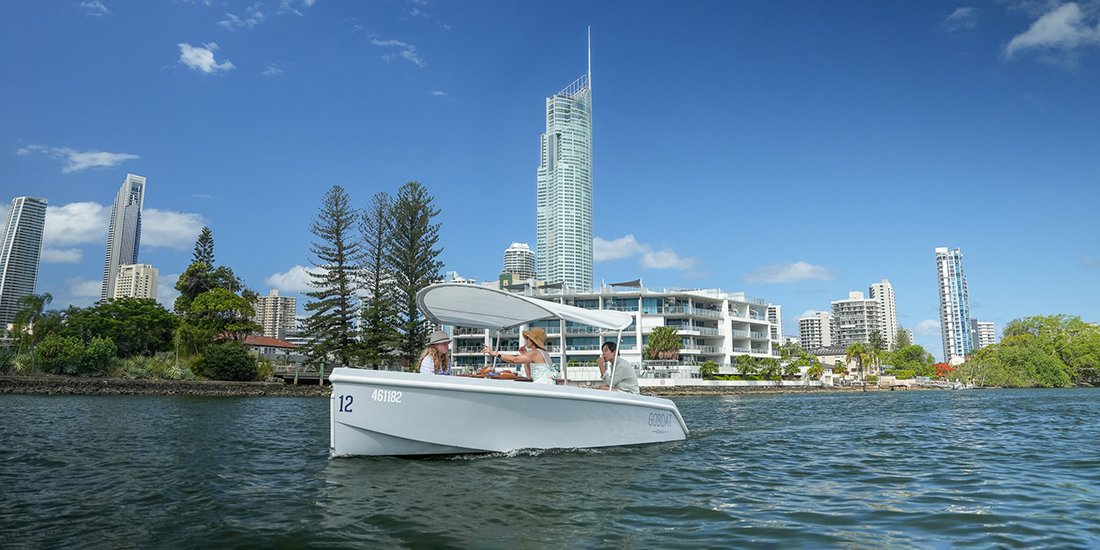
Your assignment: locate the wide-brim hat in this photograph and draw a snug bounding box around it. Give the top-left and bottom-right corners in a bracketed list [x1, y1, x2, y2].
[522, 327, 547, 349]
[428, 330, 451, 345]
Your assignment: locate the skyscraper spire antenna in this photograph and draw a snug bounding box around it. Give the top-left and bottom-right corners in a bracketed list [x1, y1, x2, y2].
[587, 26, 592, 91]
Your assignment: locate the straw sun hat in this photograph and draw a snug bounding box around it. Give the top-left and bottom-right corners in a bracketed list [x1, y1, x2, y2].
[522, 327, 547, 350]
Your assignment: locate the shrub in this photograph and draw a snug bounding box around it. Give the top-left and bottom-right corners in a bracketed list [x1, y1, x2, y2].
[256, 358, 274, 381]
[202, 342, 258, 381]
[0, 348, 15, 374]
[35, 334, 84, 375]
[80, 337, 116, 376]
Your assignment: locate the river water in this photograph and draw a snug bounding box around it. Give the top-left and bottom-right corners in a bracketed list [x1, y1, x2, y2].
[2, 389, 1098, 548]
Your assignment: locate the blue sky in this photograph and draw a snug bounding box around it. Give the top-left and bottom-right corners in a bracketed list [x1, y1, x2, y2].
[2, 1, 1099, 360]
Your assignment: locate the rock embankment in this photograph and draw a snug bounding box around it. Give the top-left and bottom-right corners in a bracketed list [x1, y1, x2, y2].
[0, 376, 331, 397]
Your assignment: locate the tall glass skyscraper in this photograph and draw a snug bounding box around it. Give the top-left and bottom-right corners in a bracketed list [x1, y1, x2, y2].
[0, 196, 47, 328]
[536, 36, 593, 291]
[935, 246, 972, 363]
[101, 173, 146, 301]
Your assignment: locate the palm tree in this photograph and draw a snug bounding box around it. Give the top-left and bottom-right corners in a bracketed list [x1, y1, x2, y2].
[645, 326, 681, 360]
[846, 342, 872, 391]
[14, 292, 53, 370]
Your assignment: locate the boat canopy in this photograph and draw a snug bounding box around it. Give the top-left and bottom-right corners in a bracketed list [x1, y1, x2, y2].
[417, 283, 633, 331]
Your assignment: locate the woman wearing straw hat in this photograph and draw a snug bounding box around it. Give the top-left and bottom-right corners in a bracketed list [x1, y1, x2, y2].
[418, 330, 452, 375]
[482, 327, 557, 384]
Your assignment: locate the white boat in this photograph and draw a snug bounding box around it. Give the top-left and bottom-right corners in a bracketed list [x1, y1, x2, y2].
[329, 283, 689, 457]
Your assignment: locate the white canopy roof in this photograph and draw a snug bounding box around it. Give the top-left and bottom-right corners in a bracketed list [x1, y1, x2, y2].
[416, 284, 633, 331]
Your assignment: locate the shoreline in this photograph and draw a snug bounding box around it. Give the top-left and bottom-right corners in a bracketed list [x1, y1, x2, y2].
[0, 375, 330, 397]
[0, 375, 944, 397]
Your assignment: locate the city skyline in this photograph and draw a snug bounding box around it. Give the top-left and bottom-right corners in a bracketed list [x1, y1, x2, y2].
[3, 2, 1100, 360]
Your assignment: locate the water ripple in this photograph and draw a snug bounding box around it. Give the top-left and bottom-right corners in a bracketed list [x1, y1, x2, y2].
[3, 390, 1100, 547]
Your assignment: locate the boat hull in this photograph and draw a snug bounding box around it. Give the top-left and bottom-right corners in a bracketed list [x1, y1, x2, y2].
[329, 368, 688, 457]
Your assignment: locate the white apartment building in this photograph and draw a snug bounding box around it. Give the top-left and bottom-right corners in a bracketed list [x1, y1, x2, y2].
[936, 246, 973, 364]
[766, 305, 782, 342]
[869, 278, 899, 350]
[971, 319, 997, 350]
[111, 263, 158, 300]
[502, 242, 536, 281]
[254, 289, 297, 340]
[798, 311, 833, 350]
[446, 282, 780, 378]
[831, 291, 879, 347]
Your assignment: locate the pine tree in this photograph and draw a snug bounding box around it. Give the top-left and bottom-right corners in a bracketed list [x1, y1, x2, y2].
[359, 192, 400, 369]
[386, 181, 443, 369]
[192, 226, 215, 267]
[303, 185, 364, 367]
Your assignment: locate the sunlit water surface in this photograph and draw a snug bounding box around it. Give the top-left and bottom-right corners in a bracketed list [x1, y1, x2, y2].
[2, 389, 1099, 548]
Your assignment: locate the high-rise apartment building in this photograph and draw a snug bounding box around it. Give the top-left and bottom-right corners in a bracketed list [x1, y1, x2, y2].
[868, 278, 898, 350]
[254, 289, 297, 340]
[766, 305, 782, 341]
[503, 242, 536, 280]
[971, 319, 997, 350]
[936, 246, 972, 363]
[111, 263, 158, 300]
[0, 196, 47, 328]
[831, 291, 879, 347]
[798, 311, 833, 350]
[536, 36, 593, 292]
[101, 174, 146, 301]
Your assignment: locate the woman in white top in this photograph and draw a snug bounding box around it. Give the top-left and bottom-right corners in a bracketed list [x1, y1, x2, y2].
[482, 327, 557, 384]
[418, 330, 452, 375]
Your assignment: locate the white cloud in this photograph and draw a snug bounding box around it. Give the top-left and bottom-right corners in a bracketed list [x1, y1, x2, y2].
[16, 144, 139, 173]
[798, 309, 829, 319]
[44, 202, 109, 246]
[431, 90, 447, 96]
[157, 273, 181, 310]
[593, 235, 696, 270]
[1005, 2, 1100, 60]
[370, 38, 427, 67]
[278, 0, 316, 15]
[915, 319, 941, 336]
[594, 235, 647, 261]
[262, 62, 284, 76]
[1081, 256, 1100, 269]
[944, 6, 977, 31]
[79, 1, 109, 16]
[743, 261, 835, 284]
[178, 42, 235, 73]
[265, 265, 315, 294]
[218, 8, 265, 30]
[70, 278, 102, 298]
[41, 248, 83, 263]
[44, 202, 204, 250]
[142, 209, 206, 249]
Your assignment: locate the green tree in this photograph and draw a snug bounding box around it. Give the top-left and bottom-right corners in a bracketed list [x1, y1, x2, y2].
[759, 357, 781, 382]
[304, 185, 364, 368]
[869, 330, 886, 354]
[359, 191, 400, 368]
[81, 337, 117, 376]
[201, 341, 258, 381]
[192, 226, 215, 266]
[645, 326, 681, 360]
[13, 292, 54, 370]
[734, 354, 759, 378]
[63, 298, 178, 357]
[807, 363, 824, 380]
[34, 334, 83, 375]
[698, 359, 718, 379]
[846, 342, 872, 388]
[189, 288, 261, 342]
[895, 327, 912, 348]
[386, 181, 444, 368]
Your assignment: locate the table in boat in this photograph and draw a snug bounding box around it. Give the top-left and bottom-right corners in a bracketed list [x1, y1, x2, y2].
[457, 373, 533, 382]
